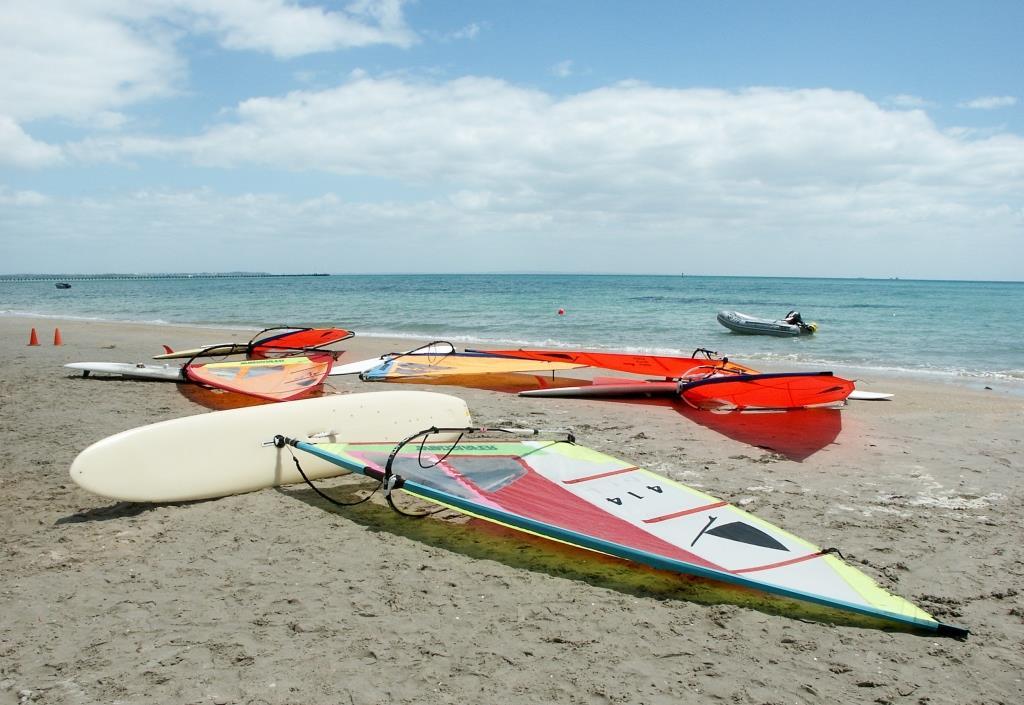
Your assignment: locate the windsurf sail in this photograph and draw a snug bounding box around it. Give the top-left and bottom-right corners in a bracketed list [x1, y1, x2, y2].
[360, 348, 585, 381]
[155, 327, 353, 360]
[329, 341, 458, 376]
[277, 428, 966, 637]
[520, 371, 856, 410]
[185, 354, 333, 402]
[248, 327, 353, 359]
[679, 372, 854, 411]
[474, 347, 755, 379]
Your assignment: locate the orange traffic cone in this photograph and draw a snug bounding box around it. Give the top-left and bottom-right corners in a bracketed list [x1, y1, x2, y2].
[54, 328, 63, 346]
[28, 328, 40, 346]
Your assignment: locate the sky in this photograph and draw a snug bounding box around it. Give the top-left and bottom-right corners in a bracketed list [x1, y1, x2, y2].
[1, 0, 1022, 279]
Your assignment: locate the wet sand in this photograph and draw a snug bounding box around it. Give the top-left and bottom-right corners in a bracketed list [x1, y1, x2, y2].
[1, 315, 1022, 704]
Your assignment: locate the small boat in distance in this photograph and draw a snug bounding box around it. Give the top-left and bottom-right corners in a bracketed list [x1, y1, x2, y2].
[717, 310, 817, 336]
[55, 282, 72, 289]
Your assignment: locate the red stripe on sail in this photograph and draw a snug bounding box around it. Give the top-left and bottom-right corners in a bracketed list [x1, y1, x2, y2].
[732, 551, 823, 574]
[563, 466, 638, 484]
[643, 501, 728, 524]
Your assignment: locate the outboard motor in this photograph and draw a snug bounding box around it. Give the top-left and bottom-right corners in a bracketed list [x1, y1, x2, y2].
[784, 310, 815, 334]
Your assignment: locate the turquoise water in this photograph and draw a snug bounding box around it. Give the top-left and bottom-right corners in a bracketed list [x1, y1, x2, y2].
[2, 275, 1022, 383]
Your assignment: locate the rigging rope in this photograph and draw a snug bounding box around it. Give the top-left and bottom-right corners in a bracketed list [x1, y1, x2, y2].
[283, 442, 380, 509]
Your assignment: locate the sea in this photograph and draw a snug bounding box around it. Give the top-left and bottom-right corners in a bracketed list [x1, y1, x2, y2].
[2, 274, 1022, 386]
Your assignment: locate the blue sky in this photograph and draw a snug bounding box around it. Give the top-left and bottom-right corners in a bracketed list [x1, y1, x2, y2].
[1, 1, 1021, 279]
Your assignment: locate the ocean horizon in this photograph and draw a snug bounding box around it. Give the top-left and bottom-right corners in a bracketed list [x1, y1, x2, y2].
[2, 272, 1022, 283]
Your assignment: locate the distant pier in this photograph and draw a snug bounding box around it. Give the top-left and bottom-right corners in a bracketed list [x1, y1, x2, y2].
[0, 273, 329, 283]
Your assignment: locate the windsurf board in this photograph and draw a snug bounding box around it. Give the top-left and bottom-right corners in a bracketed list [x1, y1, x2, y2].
[66, 362, 184, 381]
[153, 343, 249, 359]
[328, 342, 462, 376]
[847, 391, 894, 401]
[521, 382, 893, 402]
[519, 381, 678, 398]
[69, 391, 472, 503]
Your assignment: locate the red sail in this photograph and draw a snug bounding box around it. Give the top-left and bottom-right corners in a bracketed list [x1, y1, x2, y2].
[476, 348, 755, 379]
[679, 372, 854, 411]
[250, 328, 353, 358]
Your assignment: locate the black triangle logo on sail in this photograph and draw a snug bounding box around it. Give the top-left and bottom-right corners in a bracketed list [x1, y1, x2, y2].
[705, 521, 789, 551]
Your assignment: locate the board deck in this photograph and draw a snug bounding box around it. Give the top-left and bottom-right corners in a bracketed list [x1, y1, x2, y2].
[70, 391, 472, 502]
[521, 382, 894, 402]
[847, 391, 894, 401]
[519, 381, 678, 398]
[153, 343, 249, 359]
[66, 362, 184, 381]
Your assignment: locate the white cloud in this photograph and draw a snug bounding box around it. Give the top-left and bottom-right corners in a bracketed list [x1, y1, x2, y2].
[0, 1, 415, 127]
[887, 94, 932, 109]
[3, 181, 1020, 279]
[98, 77, 1024, 203]
[22, 77, 1024, 277]
[181, 0, 418, 57]
[0, 186, 49, 206]
[0, 1, 184, 123]
[958, 95, 1018, 110]
[447, 22, 483, 41]
[0, 116, 64, 168]
[552, 60, 574, 78]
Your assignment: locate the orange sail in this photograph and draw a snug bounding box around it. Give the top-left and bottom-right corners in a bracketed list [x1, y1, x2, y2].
[679, 372, 854, 411]
[154, 327, 353, 360]
[475, 348, 755, 379]
[249, 327, 353, 359]
[185, 354, 333, 402]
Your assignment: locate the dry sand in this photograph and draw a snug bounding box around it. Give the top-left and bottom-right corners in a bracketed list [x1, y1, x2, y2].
[1, 315, 1022, 705]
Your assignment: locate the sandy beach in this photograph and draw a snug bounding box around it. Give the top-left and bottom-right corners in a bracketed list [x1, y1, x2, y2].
[1, 315, 1022, 705]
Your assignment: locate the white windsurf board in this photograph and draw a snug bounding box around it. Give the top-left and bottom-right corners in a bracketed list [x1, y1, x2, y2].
[66, 362, 184, 381]
[519, 382, 678, 398]
[328, 342, 456, 376]
[520, 381, 894, 401]
[70, 391, 472, 502]
[847, 390, 894, 401]
[153, 343, 246, 360]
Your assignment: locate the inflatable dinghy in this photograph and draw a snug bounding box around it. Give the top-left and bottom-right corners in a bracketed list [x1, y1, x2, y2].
[717, 310, 817, 337]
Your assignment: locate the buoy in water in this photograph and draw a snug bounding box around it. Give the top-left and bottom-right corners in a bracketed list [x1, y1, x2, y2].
[557, 308, 565, 316]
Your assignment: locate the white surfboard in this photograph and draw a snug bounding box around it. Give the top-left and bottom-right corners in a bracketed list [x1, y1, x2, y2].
[519, 381, 678, 399]
[520, 384, 894, 401]
[329, 356, 394, 376]
[152, 343, 247, 360]
[70, 391, 472, 503]
[328, 342, 456, 376]
[847, 390, 894, 401]
[66, 362, 184, 381]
